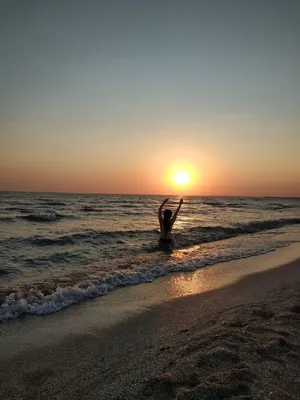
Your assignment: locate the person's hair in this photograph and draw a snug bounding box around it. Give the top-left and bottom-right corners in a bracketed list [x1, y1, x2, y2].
[163, 209, 172, 232]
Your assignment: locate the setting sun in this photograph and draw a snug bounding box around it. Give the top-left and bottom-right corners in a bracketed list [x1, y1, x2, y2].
[166, 162, 198, 193]
[172, 170, 191, 187]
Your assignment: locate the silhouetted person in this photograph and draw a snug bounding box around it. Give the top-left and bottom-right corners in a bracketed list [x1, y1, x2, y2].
[158, 198, 183, 249]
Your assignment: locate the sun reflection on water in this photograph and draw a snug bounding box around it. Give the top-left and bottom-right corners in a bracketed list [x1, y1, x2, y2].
[168, 272, 207, 298]
[161, 246, 217, 298]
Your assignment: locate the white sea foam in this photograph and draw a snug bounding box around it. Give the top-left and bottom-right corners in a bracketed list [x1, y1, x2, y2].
[0, 241, 290, 323]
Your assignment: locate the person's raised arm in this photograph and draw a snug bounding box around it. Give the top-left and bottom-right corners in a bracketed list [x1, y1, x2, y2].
[171, 198, 183, 223]
[158, 198, 169, 221]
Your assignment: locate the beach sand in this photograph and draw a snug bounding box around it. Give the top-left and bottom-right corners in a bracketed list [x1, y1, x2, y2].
[1, 245, 300, 400]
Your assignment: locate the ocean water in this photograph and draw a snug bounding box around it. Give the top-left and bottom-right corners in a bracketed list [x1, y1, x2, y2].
[1, 192, 300, 322]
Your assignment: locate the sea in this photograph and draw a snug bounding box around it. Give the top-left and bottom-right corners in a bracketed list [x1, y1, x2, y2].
[1, 192, 300, 323]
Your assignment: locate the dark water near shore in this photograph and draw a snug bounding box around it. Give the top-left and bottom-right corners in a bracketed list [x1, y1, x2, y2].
[1, 192, 300, 322]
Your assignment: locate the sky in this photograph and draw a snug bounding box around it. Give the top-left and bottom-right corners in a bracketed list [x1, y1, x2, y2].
[1, 0, 299, 196]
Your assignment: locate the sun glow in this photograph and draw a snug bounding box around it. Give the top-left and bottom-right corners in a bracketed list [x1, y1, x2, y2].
[172, 170, 191, 187]
[167, 162, 197, 192]
[155, 148, 202, 194]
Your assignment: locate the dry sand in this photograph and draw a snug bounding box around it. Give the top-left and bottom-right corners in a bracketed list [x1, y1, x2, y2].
[141, 281, 300, 400]
[0, 253, 300, 400]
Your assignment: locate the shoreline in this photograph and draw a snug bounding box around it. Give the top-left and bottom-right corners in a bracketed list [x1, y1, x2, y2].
[0, 244, 300, 399]
[1, 243, 300, 357]
[1, 228, 299, 324]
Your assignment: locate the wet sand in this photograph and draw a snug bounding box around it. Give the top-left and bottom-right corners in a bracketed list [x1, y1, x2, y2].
[1, 247, 300, 399]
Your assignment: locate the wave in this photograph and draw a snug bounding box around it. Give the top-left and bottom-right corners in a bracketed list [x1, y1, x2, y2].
[203, 200, 297, 211]
[268, 203, 295, 210]
[28, 228, 157, 247]
[2, 211, 76, 223]
[0, 216, 16, 222]
[38, 200, 67, 206]
[122, 211, 148, 216]
[23, 251, 86, 267]
[108, 199, 141, 204]
[174, 218, 300, 247]
[0, 241, 290, 323]
[20, 213, 72, 222]
[0, 267, 20, 276]
[194, 217, 300, 235]
[119, 204, 138, 208]
[4, 207, 32, 212]
[80, 206, 103, 212]
[203, 200, 225, 207]
[7, 217, 300, 250]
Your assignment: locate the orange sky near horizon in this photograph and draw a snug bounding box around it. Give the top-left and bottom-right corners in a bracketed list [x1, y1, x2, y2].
[1, 135, 299, 197]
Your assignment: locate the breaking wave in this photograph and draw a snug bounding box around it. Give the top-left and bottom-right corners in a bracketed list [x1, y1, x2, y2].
[0, 240, 290, 322]
[20, 213, 73, 222]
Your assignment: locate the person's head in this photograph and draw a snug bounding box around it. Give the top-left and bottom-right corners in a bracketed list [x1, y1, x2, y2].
[164, 209, 172, 220]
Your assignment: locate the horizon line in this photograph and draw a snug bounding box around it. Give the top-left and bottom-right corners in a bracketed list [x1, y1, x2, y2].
[0, 189, 299, 200]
